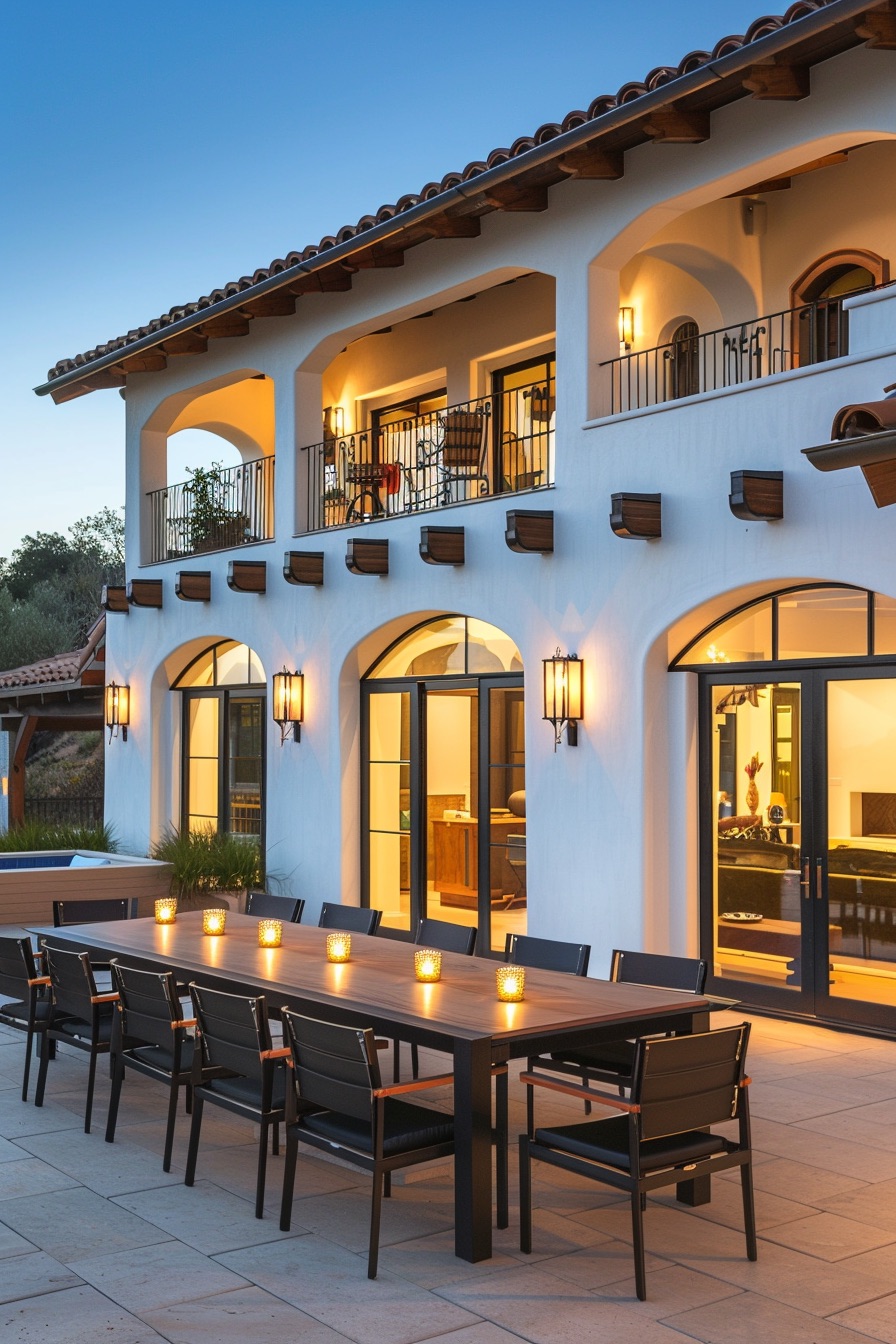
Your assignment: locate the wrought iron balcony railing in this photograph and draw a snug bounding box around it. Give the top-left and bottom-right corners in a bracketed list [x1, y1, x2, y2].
[601, 294, 863, 415]
[302, 379, 554, 531]
[147, 457, 274, 563]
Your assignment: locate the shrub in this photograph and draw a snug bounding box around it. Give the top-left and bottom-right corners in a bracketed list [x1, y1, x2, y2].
[150, 826, 263, 899]
[0, 820, 117, 852]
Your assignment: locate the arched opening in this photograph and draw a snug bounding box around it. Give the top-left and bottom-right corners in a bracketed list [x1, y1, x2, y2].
[790, 250, 889, 366]
[673, 584, 896, 1033]
[172, 640, 266, 837]
[667, 320, 700, 400]
[362, 615, 525, 953]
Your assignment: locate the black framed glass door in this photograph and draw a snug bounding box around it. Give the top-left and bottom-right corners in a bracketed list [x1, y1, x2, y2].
[703, 668, 896, 1030]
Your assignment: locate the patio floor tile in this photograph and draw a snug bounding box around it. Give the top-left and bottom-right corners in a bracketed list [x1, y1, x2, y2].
[0, 1283, 167, 1343]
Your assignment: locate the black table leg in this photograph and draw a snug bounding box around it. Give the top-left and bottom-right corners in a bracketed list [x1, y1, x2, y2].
[453, 1036, 494, 1261]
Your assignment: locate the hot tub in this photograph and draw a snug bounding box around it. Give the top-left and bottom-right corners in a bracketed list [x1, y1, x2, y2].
[0, 850, 172, 924]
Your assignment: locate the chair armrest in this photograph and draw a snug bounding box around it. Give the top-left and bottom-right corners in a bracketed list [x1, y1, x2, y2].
[373, 1071, 455, 1098]
[172, 1018, 196, 1031]
[29, 976, 51, 988]
[91, 992, 120, 1005]
[519, 1069, 641, 1114]
[260, 1046, 292, 1061]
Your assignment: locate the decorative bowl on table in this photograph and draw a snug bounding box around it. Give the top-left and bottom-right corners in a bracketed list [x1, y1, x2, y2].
[721, 911, 764, 923]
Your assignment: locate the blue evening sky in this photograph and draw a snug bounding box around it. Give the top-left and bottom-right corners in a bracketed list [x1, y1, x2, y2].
[2, 0, 769, 559]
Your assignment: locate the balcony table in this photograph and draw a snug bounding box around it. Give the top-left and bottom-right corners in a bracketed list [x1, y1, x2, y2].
[33, 912, 715, 1263]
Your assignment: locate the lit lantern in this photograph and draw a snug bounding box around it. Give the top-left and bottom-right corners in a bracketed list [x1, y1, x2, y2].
[542, 649, 584, 749]
[272, 668, 304, 744]
[202, 909, 227, 936]
[326, 932, 351, 963]
[414, 948, 442, 983]
[105, 681, 130, 742]
[496, 965, 526, 1002]
[154, 898, 177, 926]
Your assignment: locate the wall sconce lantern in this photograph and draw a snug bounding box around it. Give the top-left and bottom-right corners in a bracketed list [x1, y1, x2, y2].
[105, 681, 130, 742]
[618, 306, 635, 350]
[272, 668, 304, 744]
[543, 649, 583, 750]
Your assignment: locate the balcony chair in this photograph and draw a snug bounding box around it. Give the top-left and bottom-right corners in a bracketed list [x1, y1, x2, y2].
[34, 946, 119, 1133]
[519, 1023, 756, 1300]
[407, 408, 490, 510]
[105, 961, 196, 1171]
[318, 903, 381, 936]
[185, 983, 290, 1218]
[532, 949, 708, 1111]
[244, 891, 305, 923]
[278, 1009, 455, 1278]
[0, 936, 52, 1101]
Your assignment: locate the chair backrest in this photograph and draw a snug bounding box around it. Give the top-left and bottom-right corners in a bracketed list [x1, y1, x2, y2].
[0, 935, 40, 1000]
[610, 949, 707, 995]
[189, 982, 272, 1081]
[52, 898, 134, 927]
[110, 961, 183, 1050]
[505, 932, 590, 976]
[45, 945, 99, 1019]
[442, 410, 488, 469]
[245, 891, 305, 923]
[318, 903, 381, 935]
[415, 918, 476, 956]
[505, 835, 526, 868]
[282, 1010, 379, 1123]
[633, 1023, 750, 1140]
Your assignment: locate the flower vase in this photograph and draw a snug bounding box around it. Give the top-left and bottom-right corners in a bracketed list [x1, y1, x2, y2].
[746, 779, 759, 815]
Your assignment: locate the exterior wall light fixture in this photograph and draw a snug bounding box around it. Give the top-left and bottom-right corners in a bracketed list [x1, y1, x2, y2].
[272, 668, 304, 744]
[618, 306, 635, 350]
[105, 681, 130, 742]
[543, 649, 583, 750]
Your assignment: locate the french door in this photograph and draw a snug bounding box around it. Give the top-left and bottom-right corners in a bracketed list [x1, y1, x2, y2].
[703, 667, 896, 1031]
[364, 676, 525, 952]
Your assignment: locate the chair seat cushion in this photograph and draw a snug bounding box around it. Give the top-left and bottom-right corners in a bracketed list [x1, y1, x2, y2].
[58, 1013, 114, 1044]
[202, 1068, 286, 1113]
[553, 1038, 635, 1076]
[535, 1114, 728, 1171]
[1, 999, 51, 1025]
[300, 1097, 454, 1156]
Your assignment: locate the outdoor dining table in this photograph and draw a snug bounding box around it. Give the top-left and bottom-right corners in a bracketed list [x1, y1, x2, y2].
[34, 912, 716, 1262]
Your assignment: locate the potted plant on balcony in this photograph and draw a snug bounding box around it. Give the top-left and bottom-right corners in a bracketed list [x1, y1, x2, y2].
[185, 462, 251, 553]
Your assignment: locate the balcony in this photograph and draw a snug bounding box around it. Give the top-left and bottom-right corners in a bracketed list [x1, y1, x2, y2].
[301, 378, 554, 531]
[601, 293, 867, 416]
[147, 457, 274, 563]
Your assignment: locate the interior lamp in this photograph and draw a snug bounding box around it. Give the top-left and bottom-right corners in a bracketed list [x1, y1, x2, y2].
[272, 668, 304, 744]
[543, 649, 584, 749]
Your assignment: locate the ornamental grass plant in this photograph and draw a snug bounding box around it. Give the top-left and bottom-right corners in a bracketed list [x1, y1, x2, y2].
[0, 820, 117, 852]
[150, 826, 263, 903]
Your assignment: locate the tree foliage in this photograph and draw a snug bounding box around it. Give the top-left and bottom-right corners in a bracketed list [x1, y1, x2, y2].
[0, 506, 124, 671]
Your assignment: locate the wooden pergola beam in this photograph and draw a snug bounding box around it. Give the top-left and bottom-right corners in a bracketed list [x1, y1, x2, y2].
[9, 715, 37, 828]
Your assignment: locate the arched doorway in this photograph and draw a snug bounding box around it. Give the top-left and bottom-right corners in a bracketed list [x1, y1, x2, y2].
[791, 250, 888, 367]
[363, 616, 525, 952]
[674, 584, 896, 1032]
[172, 640, 266, 837]
[666, 320, 700, 399]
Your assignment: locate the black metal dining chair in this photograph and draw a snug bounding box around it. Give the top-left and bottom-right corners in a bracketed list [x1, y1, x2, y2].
[279, 1009, 455, 1278]
[185, 983, 290, 1218]
[52, 898, 136, 926]
[393, 918, 477, 1082]
[105, 961, 196, 1171]
[504, 932, 591, 977]
[0, 936, 52, 1101]
[534, 949, 708, 1109]
[34, 945, 119, 1133]
[519, 1023, 756, 1300]
[245, 891, 305, 923]
[318, 903, 381, 935]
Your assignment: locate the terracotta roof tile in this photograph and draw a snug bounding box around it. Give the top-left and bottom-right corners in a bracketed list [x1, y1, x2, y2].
[44, 1, 833, 386]
[0, 616, 106, 691]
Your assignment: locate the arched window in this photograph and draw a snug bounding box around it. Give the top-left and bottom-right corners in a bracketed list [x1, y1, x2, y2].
[665, 321, 700, 400]
[790, 250, 889, 367]
[364, 617, 525, 952]
[173, 641, 266, 836]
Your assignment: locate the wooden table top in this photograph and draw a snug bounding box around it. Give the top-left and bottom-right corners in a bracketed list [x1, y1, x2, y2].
[37, 912, 712, 1050]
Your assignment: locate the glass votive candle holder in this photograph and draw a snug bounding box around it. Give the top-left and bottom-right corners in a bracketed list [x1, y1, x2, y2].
[326, 932, 351, 963]
[414, 948, 442, 983]
[154, 898, 177, 925]
[495, 964, 525, 1002]
[258, 918, 282, 948]
[202, 909, 227, 936]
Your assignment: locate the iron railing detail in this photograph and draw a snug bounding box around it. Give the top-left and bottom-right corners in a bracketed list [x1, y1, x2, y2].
[147, 457, 274, 563]
[601, 294, 862, 415]
[301, 378, 554, 532]
[26, 797, 103, 826]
